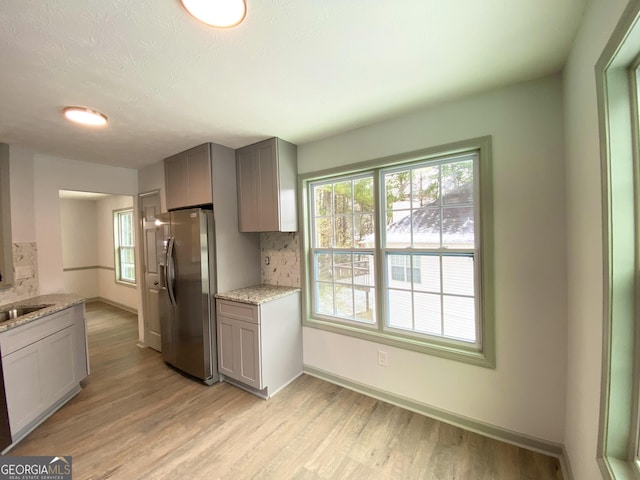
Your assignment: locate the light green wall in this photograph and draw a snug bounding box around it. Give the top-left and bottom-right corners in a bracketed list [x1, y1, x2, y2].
[299, 74, 568, 444]
[563, 0, 630, 478]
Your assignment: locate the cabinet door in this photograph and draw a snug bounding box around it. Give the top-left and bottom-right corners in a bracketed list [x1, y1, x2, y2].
[41, 327, 76, 402]
[236, 137, 297, 232]
[3, 342, 45, 435]
[165, 152, 189, 210]
[236, 147, 258, 232]
[165, 144, 212, 210]
[216, 316, 262, 390]
[72, 305, 89, 380]
[255, 140, 279, 231]
[186, 144, 212, 206]
[3, 325, 79, 437]
[236, 320, 261, 389]
[217, 316, 236, 378]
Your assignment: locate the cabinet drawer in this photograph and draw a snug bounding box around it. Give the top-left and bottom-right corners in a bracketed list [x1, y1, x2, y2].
[216, 300, 259, 324]
[0, 308, 74, 357]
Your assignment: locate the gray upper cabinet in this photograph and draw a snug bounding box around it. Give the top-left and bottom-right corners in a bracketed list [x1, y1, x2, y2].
[165, 143, 212, 210]
[163, 142, 261, 292]
[236, 137, 298, 232]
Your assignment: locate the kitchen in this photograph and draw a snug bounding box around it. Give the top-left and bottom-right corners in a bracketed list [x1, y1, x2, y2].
[0, 0, 625, 478]
[0, 130, 563, 478]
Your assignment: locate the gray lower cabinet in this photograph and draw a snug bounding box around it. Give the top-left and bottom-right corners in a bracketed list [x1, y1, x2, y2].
[217, 315, 261, 389]
[0, 304, 88, 443]
[216, 293, 301, 398]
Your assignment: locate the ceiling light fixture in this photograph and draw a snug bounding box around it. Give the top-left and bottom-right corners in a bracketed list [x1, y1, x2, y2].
[180, 0, 247, 28]
[63, 107, 108, 127]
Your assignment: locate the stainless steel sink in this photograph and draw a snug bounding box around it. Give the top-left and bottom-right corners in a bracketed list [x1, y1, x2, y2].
[0, 304, 53, 322]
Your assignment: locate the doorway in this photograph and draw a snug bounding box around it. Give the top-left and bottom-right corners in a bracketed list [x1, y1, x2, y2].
[59, 190, 138, 313]
[139, 190, 162, 352]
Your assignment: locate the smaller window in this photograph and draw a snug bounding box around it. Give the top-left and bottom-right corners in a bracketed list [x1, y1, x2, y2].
[114, 209, 135, 284]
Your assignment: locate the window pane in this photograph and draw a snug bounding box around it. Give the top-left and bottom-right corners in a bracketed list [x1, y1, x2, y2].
[381, 156, 478, 344]
[413, 254, 440, 293]
[314, 250, 373, 322]
[353, 254, 376, 322]
[355, 287, 375, 323]
[385, 171, 411, 206]
[354, 213, 374, 248]
[414, 292, 442, 335]
[315, 253, 333, 282]
[442, 160, 473, 205]
[314, 217, 333, 248]
[120, 212, 134, 246]
[314, 184, 333, 216]
[411, 165, 439, 206]
[388, 289, 412, 330]
[353, 254, 374, 287]
[353, 177, 374, 212]
[315, 282, 334, 316]
[334, 216, 353, 248]
[335, 284, 354, 318]
[334, 181, 353, 214]
[122, 265, 135, 283]
[387, 254, 412, 290]
[334, 253, 352, 284]
[386, 211, 412, 248]
[412, 207, 441, 248]
[115, 210, 135, 283]
[443, 295, 476, 342]
[442, 255, 474, 296]
[442, 206, 474, 248]
[310, 175, 376, 324]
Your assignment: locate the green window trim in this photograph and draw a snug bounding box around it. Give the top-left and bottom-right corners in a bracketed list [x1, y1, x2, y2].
[298, 136, 495, 368]
[596, 1, 640, 479]
[114, 208, 136, 286]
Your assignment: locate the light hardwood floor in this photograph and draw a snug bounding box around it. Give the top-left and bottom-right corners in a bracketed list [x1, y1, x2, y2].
[7, 302, 563, 479]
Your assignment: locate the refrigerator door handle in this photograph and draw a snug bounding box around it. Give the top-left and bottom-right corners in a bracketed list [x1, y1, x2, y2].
[166, 236, 177, 306]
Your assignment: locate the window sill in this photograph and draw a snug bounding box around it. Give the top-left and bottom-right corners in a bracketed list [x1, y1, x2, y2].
[599, 457, 640, 480]
[115, 280, 137, 289]
[303, 316, 495, 368]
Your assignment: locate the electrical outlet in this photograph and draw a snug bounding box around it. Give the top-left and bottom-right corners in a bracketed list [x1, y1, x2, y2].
[14, 266, 32, 280]
[377, 350, 388, 367]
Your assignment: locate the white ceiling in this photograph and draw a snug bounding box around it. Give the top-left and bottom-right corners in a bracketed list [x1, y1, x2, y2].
[0, 1, 587, 170]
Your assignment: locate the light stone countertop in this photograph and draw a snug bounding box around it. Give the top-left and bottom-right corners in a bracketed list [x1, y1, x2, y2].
[215, 284, 300, 306]
[0, 293, 86, 332]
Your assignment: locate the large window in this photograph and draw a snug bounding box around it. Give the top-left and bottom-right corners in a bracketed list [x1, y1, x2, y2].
[311, 174, 376, 323]
[302, 138, 493, 366]
[595, 3, 640, 479]
[114, 209, 136, 284]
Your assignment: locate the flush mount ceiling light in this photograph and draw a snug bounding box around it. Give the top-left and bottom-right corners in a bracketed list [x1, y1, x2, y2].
[180, 0, 247, 28]
[63, 107, 108, 127]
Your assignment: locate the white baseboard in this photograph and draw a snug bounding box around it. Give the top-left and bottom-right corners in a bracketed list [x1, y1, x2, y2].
[86, 297, 137, 315]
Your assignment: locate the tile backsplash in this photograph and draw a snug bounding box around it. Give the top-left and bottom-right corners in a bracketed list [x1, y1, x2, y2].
[0, 242, 39, 306]
[261, 232, 300, 288]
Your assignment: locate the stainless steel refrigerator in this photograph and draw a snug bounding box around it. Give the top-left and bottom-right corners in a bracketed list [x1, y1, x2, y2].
[155, 207, 219, 385]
